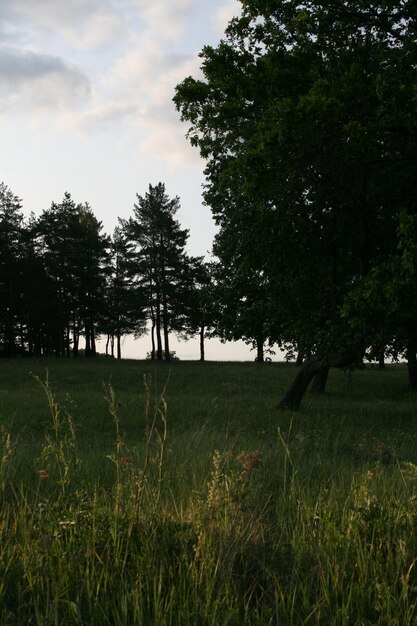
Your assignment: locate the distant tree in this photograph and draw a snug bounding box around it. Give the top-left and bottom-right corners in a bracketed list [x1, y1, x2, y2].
[19, 213, 56, 356]
[101, 226, 146, 359]
[37, 193, 110, 357]
[175, 257, 217, 362]
[123, 183, 190, 361]
[0, 183, 26, 356]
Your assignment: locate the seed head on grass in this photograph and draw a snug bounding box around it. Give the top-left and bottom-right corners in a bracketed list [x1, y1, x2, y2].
[38, 469, 49, 481]
[236, 450, 262, 471]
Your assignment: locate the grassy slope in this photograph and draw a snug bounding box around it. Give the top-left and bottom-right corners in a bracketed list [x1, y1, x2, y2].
[1, 358, 417, 624]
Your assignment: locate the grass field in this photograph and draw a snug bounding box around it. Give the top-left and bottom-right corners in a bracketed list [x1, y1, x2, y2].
[1, 358, 417, 624]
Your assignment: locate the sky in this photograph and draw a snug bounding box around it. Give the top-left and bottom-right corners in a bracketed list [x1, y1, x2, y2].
[0, 0, 269, 361]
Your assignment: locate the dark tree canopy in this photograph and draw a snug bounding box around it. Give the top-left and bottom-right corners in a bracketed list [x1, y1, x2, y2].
[174, 0, 417, 407]
[121, 182, 193, 361]
[0, 183, 203, 361]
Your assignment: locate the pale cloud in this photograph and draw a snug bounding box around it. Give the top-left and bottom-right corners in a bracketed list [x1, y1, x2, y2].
[1, 0, 125, 50]
[0, 46, 90, 114]
[69, 101, 137, 133]
[0, 0, 236, 166]
[213, 0, 240, 34]
[133, 0, 194, 41]
[141, 120, 197, 166]
[92, 37, 202, 162]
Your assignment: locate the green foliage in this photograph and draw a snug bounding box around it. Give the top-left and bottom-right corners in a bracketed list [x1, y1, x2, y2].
[174, 0, 417, 365]
[121, 182, 195, 361]
[343, 213, 417, 359]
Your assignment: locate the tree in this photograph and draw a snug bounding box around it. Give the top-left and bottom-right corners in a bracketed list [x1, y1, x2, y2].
[37, 193, 110, 357]
[0, 183, 26, 356]
[123, 183, 191, 361]
[175, 0, 417, 408]
[175, 257, 218, 362]
[343, 213, 417, 390]
[212, 232, 275, 362]
[101, 226, 146, 359]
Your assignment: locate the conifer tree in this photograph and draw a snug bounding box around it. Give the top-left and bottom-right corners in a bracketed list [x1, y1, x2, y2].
[123, 183, 190, 360]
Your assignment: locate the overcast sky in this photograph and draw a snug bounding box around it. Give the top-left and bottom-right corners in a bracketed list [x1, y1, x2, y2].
[0, 0, 266, 361]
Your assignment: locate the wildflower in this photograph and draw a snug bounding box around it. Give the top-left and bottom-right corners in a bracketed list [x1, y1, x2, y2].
[236, 450, 262, 471]
[120, 456, 133, 467]
[38, 469, 49, 481]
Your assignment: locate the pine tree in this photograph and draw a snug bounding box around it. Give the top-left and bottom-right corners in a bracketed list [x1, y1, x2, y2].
[0, 183, 26, 357]
[123, 183, 190, 361]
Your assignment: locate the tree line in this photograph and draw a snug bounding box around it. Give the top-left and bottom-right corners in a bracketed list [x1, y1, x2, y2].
[0, 182, 219, 361]
[174, 0, 417, 407]
[0, 179, 285, 362]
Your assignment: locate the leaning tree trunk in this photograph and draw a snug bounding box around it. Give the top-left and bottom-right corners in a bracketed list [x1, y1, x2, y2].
[278, 350, 359, 411]
[278, 358, 323, 410]
[310, 366, 330, 394]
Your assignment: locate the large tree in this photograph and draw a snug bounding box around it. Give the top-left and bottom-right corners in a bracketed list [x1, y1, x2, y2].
[175, 0, 417, 408]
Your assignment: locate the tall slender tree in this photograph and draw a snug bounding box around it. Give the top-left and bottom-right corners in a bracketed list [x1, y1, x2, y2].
[0, 183, 26, 356]
[101, 226, 146, 359]
[123, 183, 190, 361]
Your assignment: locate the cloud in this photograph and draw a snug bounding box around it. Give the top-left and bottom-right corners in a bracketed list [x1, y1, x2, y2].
[212, 0, 240, 34]
[72, 101, 137, 133]
[0, 0, 226, 167]
[140, 108, 199, 166]
[0, 46, 90, 114]
[134, 0, 194, 41]
[1, 0, 125, 50]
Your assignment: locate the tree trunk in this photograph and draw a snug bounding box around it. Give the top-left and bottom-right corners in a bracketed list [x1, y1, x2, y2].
[117, 332, 121, 360]
[162, 295, 170, 361]
[73, 327, 79, 357]
[150, 310, 156, 360]
[278, 358, 323, 410]
[407, 338, 417, 390]
[85, 328, 91, 357]
[378, 350, 385, 369]
[310, 366, 330, 394]
[295, 351, 303, 366]
[256, 338, 264, 363]
[156, 296, 163, 360]
[200, 324, 205, 362]
[105, 334, 110, 357]
[279, 350, 359, 410]
[91, 325, 96, 357]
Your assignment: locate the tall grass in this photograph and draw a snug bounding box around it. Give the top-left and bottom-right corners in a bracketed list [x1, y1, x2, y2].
[1, 361, 417, 623]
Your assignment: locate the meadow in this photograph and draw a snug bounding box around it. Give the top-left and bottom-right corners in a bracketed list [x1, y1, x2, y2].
[1, 358, 417, 625]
